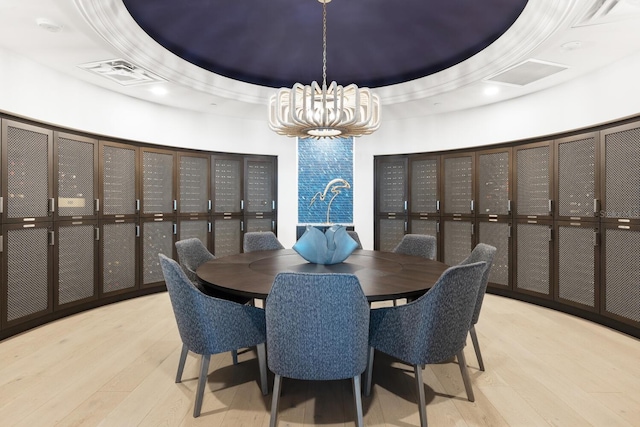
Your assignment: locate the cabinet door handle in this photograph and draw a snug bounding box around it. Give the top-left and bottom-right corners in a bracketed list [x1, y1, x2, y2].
[208, 222, 212, 233]
[173, 223, 177, 235]
[173, 200, 177, 212]
[240, 200, 244, 211]
[436, 200, 440, 212]
[95, 199, 100, 213]
[49, 198, 55, 214]
[470, 200, 474, 213]
[208, 200, 212, 212]
[136, 199, 140, 212]
[95, 227, 100, 241]
[135, 225, 140, 237]
[49, 230, 55, 246]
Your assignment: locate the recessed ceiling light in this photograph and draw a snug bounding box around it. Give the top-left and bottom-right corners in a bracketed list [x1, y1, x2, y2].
[561, 41, 583, 51]
[36, 18, 63, 33]
[483, 86, 500, 96]
[149, 86, 168, 96]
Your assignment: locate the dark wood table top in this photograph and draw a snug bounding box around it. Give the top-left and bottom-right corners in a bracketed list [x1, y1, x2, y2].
[196, 249, 450, 302]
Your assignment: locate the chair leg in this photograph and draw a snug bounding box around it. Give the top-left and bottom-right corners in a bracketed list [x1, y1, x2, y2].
[414, 364, 427, 427]
[232, 349, 239, 365]
[352, 375, 364, 427]
[176, 343, 189, 383]
[456, 350, 475, 402]
[469, 325, 485, 371]
[364, 346, 375, 397]
[194, 354, 211, 417]
[256, 342, 268, 395]
[270, 374, 282, 427]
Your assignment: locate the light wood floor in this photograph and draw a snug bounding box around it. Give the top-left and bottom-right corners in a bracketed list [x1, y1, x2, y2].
[1, 293, 639, 427]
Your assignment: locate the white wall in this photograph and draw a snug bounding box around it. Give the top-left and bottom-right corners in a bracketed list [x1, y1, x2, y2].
[2, 46, 640, 249]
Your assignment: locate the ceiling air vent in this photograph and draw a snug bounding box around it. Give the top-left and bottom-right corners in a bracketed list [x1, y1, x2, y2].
[78, 59, 165, 86]
[484, 59, 568, 86]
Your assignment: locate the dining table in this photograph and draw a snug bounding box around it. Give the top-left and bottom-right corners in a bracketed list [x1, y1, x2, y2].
[196, 249, 450, 302]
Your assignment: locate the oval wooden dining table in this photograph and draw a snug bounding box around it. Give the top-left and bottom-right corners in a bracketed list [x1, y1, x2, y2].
[196, 249, 450, 302]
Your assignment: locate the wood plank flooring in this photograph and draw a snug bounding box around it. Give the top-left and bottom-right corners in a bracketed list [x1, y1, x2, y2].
[1, 292, 639, 426]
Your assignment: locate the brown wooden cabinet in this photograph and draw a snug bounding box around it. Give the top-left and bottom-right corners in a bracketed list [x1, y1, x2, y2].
[374, 118, 640, 337]
[0, 116, 277, 339]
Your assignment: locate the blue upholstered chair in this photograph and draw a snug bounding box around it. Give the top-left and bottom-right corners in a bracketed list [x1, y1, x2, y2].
[243, 231, 285, 253]
[158, 254, 268, 418]
[347, 230, 363, 249]
[175, 237, 248, 363]
[392, 234, 437, 260]
[266, 272, 370, 427]
[365, 261, 486, 427]
[459, 243, 497, 371]
[175, 238, 214, 284]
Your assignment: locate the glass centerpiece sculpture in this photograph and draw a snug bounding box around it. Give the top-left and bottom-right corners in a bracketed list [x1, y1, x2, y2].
[293, 225, 358, 264]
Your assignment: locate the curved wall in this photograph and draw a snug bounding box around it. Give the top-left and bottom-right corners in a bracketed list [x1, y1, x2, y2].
[2, 46, 640, 249]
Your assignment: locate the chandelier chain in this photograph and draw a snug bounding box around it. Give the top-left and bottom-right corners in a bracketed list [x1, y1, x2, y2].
[322, 0, 327, 88]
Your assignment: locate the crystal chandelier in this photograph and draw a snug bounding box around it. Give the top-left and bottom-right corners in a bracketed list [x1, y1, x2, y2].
[268, 0, 381, 139]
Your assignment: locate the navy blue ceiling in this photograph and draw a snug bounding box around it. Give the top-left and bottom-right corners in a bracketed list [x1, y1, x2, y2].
[123, 0, 527, 89]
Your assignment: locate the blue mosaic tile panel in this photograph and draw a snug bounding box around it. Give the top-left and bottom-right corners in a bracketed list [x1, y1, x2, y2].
[298, 137, 353, 224]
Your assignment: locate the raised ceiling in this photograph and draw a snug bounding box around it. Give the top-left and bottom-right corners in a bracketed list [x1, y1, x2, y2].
[122, 0, 527, 89]
[1, 0, 640, 120]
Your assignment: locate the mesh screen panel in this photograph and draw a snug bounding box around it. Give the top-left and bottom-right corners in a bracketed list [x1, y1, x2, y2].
[379, 219, 405, 252]
[6, 126, 49, 218]
[58, 224, 95, 305]
[444, 156, 472, 214]
[379, 160, 405, 213]
[558, 137, 595, 218]
[102, 223, 136, 292]
[6, 227, 49, 321]
[410, 219, 438, 258]
[517, 146, 549, 216]
[58, 137, 94, 217]
[478, 151, 509, 215]
[103, 146, 136, 215]
[179, 156, 208, 213]
[143, 221, 173, 285]
[246, 160, 273, 213]
[213, 158, 242, 213]
[444, 220, 472, 266]
[246, 218, 273, 232]
[479, 221, 510, 286]
[410, 159, 438, 213]
[214, 219, 241, 257]
[605, 228, 640, 323]
[516, 223, 550, 294]
[142, 152, 174, 214]
[558, 226, 595, 307]
[179, 219, 208, 245]
[604, 127, 640, 219]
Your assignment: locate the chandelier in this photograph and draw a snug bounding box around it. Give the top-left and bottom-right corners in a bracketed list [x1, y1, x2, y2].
[268, 0, 381, 139]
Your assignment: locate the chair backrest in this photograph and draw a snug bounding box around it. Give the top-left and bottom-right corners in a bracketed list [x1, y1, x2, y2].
[266, 272, 370, 381]
[407, 262, 485, 364]
[243, 231, 285, 252]
[159, 254, 265, 355]
[392, 234, 437, 260]
[175, 238, 215, 282]
[459, 243, 497, 325]
[347, 230, 363, 249]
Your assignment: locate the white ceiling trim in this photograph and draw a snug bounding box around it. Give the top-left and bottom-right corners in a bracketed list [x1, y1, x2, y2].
[73, 0, 594, 107]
